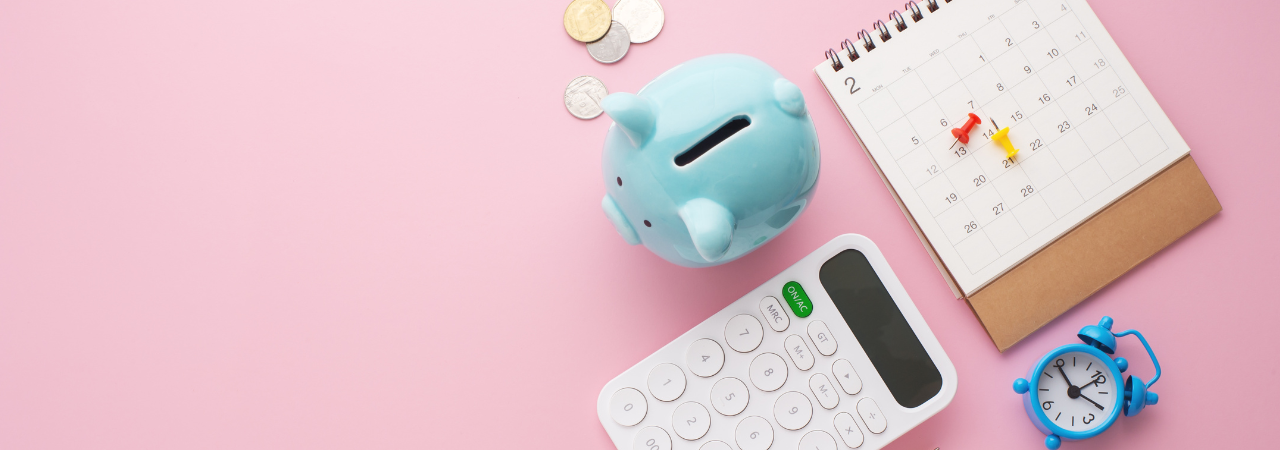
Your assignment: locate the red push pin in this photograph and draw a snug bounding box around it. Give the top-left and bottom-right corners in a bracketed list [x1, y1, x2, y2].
[950, 113, 982, 148]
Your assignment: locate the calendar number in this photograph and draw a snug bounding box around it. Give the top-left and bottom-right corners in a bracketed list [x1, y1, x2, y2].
[1075, 32, 1087, 41]
[1113, 86, 1128, 98]
[997, 83, 1005, 91]
[1037, 93, 1052, 104]
[964, 221, 979, 233]
[1029, 139, 1044, 151]
[954, 146, 968, 158]
[1024, 65, 1032, 74]
[945, 193, 959, 204]
[978, 54, 986, 63]
[1093, 59, 1107, 69]
[1046, 48, 1060, 58]
[845, 77, 861, 95]
[993, 203, 1005, 215]
[1021, 185, 1035, 197]
[646, 438, 659, 450]
[750, 432, 760, 439]
[1006, 37, 1014, 47]
[926, 165, 939, 175]
[940, 118, 949, 127]
[912, 136, 921, 145]
[1058, 121, 1072, 133]
[1066, 75, 1077, 87]
[1002, 158, 1015, 169]
[1010, 111, 1024, 122]
[1085, 104, 1099, 116]
[973, 175, 987, 187]
[968, 100, 975, 109]
[1032, 21, 1041, 29]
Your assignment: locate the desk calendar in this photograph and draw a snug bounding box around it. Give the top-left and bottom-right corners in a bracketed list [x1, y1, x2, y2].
[815, 0, 1195, 298]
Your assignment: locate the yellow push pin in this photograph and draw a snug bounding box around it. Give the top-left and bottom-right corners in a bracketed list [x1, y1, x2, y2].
[990, 118, 1019, 159]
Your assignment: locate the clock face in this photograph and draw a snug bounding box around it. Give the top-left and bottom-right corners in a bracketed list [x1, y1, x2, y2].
[1035, 351, 1118, 433]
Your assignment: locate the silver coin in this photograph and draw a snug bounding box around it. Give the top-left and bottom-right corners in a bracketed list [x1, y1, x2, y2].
[564, 75, 609, 119]
[612, 0, 664, 43]
[586, 21, 630, 64]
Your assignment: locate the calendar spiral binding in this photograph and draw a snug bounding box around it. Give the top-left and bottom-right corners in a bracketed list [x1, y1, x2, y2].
[824, 0, 951, 71]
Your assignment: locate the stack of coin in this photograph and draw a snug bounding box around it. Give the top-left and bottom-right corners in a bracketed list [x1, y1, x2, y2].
[563, 0, 666, 118]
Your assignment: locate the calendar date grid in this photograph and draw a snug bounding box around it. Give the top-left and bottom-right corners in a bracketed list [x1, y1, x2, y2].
[857, 1, 1164, 274]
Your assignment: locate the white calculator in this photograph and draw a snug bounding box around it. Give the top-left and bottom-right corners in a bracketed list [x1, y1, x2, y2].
[597, 234, 957, 450]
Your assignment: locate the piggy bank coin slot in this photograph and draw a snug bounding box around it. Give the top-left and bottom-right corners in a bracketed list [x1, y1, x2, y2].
[674, 115, 751, 167]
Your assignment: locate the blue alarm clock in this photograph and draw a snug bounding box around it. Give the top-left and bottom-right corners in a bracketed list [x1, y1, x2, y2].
[1013, 317, 1162, 449]
[599, 54, 820, 267]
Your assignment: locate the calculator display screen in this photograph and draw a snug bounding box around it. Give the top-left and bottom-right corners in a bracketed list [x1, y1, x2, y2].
[819, 250, 943, 408]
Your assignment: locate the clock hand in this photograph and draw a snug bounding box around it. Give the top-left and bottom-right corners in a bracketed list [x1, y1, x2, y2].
[1057, 366, 1074, 387]
[1078, 392, 1105, 411]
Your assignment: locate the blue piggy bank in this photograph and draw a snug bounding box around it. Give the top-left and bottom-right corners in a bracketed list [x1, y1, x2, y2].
[600, 54, 820, 267]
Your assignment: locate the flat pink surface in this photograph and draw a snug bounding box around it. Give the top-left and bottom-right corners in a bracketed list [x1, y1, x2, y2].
[1, 0, 1276, 448]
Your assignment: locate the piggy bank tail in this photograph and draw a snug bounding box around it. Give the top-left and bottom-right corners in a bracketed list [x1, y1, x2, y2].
[679, 198, 735, 263]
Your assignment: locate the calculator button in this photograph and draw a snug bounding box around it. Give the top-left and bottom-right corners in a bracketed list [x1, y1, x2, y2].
[856, 398, 887, 434]
[833, 412, 865, 448]
[806, 321, 838, 356]
[648, 363, 686, 402]
[749, 352, 788, 392]
[784, 334, 815, 371]
[710, 377, 750, 416]
[687, 339, 725, 377]
[759, 296, 790, 331]
[798, 430, 838, 450]
[735, 416, 774, 450]
[672, 401, 712, 440]
[700, 441, 733, 450]
[633, 426, 672, 450]
[831, 359, 863, 395]
[773, 391, 813, 431]
[610, 387, 648, 426]
[725, 314, 765, 352]
[808, 373, 840, 409]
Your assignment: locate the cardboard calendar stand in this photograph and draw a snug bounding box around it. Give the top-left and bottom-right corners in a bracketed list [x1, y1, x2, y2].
[922, 155, 1220, 351]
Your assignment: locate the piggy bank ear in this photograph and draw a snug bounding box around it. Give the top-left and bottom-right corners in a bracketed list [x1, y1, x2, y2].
[601, 93, 656, 147]
[602, 194, 640, 245]
[679, 198, 736, 262]
[774, 78, 807, 117]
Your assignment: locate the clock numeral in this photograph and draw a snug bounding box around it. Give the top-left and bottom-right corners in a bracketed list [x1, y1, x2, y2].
[1083, 413, 1095, 424]
[1042, 401, 1054, 410]
[1053, 358, 1065, 368]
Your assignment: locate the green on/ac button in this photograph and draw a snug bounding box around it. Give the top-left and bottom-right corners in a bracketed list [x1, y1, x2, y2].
[782, 281, 813, 318]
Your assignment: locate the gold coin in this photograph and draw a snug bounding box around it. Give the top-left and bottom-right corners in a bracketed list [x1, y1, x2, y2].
[564, 0, 612, 43]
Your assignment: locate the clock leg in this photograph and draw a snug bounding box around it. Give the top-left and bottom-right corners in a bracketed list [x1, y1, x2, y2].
[1045, 434, 1061, 450]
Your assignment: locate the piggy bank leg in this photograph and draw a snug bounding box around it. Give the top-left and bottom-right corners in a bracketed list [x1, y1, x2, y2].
[602, 194, 640, 245]
[678, 198, 735, 263]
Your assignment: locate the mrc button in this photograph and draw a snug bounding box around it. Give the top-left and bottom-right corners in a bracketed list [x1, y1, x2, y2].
[781, 281, 813, 318]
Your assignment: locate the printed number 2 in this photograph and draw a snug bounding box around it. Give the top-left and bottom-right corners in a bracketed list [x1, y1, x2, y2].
[845, 77, 861, 95]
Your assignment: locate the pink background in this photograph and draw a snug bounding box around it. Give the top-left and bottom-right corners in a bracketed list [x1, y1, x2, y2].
[1, 0, 1276, 448]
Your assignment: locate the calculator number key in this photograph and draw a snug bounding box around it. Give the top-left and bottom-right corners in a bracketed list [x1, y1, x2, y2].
[647, 363, 687, 402]
[672, 401, 711, 440]
[784, 334, 815, 370]
[633, 426, 672, 450]
[610, 387, 648, 426]
[833, 412, 865, 448]
[809, 373, 840, 409]
[857, 397, 888, 434]
[807, 320, 838, 356]
[759, 296, 790, 332]
[773, 391, 813, 431]
[725, 314, 765, 353]
[710, 377, 750, 416]
[735, 416, 775, 450]
[832, 359, 863, 395]
[686, 338, 725, 378]
[749, 352, 789, 392]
